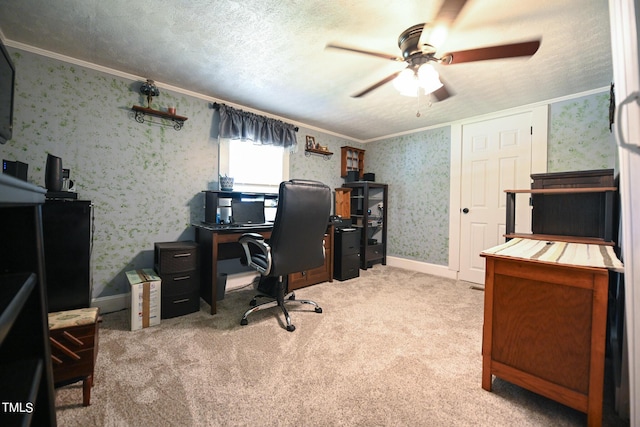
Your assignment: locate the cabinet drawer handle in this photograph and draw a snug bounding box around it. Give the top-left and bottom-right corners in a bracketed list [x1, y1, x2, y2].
[50, 337, 81, 360]
[63, 331, 84, 346]
[173, 253, 192, 258]
[173, 275, 191, 281]
[173, 298, 190, 304]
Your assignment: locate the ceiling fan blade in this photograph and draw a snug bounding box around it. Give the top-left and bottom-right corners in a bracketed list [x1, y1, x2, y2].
[326, 43, 403, 61]
[443, 40, 541, 64]
[418, 0, 469, 50]
[352, 71, 402, 98]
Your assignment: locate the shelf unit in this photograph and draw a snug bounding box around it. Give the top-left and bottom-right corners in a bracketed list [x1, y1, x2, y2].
[340, 146, 365, 179]
[0, 174, 57, 426]
[131, 105, 188, 130]
[505, 187, 617, 244]
[343, 182, 387, 269]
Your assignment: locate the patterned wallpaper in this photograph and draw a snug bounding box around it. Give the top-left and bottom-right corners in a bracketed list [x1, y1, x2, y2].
[365, 128, 451, 266]
[1, 47, 616, 299]
[548, 92, 617, 172]
[2, 48, 219, 298]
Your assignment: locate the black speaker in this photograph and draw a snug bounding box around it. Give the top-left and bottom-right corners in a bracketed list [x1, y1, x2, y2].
[45, 154, 63, 191]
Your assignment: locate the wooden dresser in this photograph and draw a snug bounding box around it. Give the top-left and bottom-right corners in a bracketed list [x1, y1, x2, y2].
[482, 169, 622, 427]
[48, 307, 100, 406]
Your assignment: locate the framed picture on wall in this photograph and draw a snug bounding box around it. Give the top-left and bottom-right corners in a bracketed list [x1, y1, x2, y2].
[306, 135, 316, 149]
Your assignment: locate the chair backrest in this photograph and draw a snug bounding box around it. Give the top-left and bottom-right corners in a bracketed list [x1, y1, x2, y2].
[267, 179, 331, 277]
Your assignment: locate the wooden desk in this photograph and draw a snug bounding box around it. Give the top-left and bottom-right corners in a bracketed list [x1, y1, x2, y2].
[194, 224, 334, 315]
[195, 225, 272, 314]
[481, 239, 623, 427]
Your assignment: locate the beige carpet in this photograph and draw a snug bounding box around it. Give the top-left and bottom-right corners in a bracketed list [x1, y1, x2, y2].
[54, 266, 628, 426]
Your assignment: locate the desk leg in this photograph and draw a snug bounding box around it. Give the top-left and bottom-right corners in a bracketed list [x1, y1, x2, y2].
[210, 232, 219, 315]
[195, 227, 217, 315]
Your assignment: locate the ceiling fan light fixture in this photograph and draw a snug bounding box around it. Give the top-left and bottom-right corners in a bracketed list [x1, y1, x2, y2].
[417, 63, 443, 94]
[393, 68, 420, 97]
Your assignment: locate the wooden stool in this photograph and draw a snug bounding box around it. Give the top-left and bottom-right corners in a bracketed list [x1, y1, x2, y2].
[48, 307, 100, 406]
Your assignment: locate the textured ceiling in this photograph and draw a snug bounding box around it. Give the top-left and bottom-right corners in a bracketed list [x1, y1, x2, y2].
[0, 0, 612, 141]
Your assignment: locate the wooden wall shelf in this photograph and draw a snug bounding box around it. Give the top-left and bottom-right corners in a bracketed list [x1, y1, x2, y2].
[131, 105, 188, 130]
[304, 148, 333, 159]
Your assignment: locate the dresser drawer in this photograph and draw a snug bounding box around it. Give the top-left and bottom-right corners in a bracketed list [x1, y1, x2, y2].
[50, 323, 96, 352]
[49, 322, 98, 384]
[159, 271, 200, 296]
[162, 290, 200, 319]
[366, 244, 384, 261]
[154, 241, 199, 273]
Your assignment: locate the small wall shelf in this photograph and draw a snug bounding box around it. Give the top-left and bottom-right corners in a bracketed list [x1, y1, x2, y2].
[305, 148, 333, 160]
[131, 105, 188, 130]
[341, 146, 365, 178]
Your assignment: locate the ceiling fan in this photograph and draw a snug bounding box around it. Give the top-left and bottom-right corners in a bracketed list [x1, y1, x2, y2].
[326, 0, 541, 99]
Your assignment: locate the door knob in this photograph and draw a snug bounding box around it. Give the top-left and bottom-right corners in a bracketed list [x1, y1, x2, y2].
[462, 208, 469, 214]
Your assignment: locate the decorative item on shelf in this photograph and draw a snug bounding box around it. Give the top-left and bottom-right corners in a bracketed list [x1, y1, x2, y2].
[304, 136, 333, 159]
[140, 79, 160, 108]
[220, 175, 234, 191]
[131, 80, 187, 130]
[305, 135, 316, 149]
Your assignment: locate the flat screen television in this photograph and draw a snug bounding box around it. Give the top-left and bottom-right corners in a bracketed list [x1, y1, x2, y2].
[0, 38, 15, 144]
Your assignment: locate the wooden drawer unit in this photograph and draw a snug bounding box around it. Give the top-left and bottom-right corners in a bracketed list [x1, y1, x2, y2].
[155, 241, 200, 318]
[48, 307, 100, 407]
[154, 241, 199, 273]
[288, 226, 334, 291]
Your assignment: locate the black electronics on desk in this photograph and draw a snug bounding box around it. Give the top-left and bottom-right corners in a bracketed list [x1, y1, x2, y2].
[2, 159, 27, 181]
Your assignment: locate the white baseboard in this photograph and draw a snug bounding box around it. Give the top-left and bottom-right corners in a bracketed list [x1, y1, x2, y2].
[386, 256, 458, 280]
[92, 293, 130, 314]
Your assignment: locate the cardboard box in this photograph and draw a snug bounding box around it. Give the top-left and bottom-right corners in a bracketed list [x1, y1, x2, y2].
[126, 269, 161, 331]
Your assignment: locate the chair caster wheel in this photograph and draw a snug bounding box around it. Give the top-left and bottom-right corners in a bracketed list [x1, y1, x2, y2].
[240, 318, 248, 326]
[315, 307, 323, 313]
[286, 325, 296, 332]
[249, 299, 257, 307]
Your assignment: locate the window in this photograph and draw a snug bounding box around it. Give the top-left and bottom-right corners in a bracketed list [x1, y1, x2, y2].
[220, 139, 289, 193]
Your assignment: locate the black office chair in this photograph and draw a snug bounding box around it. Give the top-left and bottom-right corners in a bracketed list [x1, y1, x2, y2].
[238, 179, 331, 331]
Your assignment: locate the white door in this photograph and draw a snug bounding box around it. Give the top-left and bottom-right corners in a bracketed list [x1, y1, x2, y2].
[458, 112, 533, 284]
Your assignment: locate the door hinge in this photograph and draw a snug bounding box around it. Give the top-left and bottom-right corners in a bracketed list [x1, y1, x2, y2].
[530, 126, 533, 135]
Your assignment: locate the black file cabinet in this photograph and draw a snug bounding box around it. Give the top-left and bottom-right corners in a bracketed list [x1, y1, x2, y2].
[154, 241, 200, 318]
[334, 228, 360, 281]
[42, 199, 92, 312]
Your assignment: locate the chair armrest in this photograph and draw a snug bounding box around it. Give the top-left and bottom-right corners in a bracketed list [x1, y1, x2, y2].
[238, 233, 272, 275]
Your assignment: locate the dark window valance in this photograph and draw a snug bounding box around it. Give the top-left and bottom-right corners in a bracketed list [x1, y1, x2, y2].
[216, 104, 298, 149]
